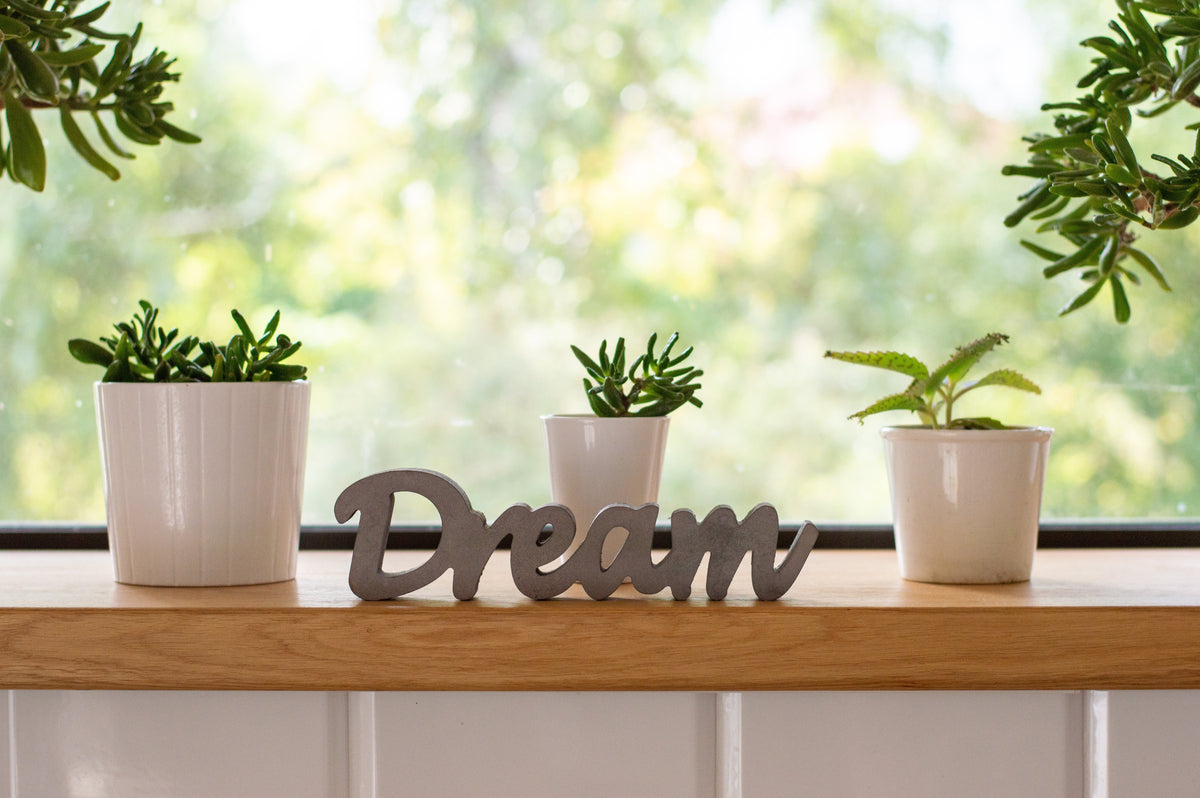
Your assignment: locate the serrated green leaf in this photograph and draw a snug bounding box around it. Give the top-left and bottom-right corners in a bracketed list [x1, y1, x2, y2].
[969, 369, 1042, 394]
[847, 393, 925, 424]
[927, 332, 1009, 387]
[822, 349, 929, 379]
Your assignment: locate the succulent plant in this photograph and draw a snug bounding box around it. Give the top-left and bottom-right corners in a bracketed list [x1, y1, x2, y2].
[571, 332, 703, 417]
[1, 0, 199, 191]
[1003, 0, 1200, 323]
[824, 333, 1041, 430]
[68, 300, 307, 382]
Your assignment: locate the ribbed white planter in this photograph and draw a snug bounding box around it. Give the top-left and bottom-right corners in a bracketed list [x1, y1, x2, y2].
[881, 426, 1053, 584]
[95, 381, 310, 586]
[542, 414, 669, 564]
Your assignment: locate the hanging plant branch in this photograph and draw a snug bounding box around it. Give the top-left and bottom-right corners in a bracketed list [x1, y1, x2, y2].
[1003, 0, 1200, 323]
[0, 0, 199, 191]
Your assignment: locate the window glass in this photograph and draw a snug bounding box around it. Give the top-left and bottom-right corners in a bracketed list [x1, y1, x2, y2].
[2, 0, 1196, 525]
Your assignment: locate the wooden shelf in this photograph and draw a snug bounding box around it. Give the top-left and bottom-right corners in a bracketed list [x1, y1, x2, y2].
[2, 549, 1199, 691]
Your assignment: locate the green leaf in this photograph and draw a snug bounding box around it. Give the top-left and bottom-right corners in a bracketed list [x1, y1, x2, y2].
[847, 392, 925, 424]
[4, 92, 46, 191]
[1104, 163, 1139, 184]
[1111, 273, 1131, 323]
[68, 2, 112, 26]
[948, 417, 1008, 430]
[4, 39, 60, 101]
[59, 105, 119, 180]
[113, 108, 160, 145]
[570, 345, 603, 380]
[153, 118, 201, 144]
[1042, 237, 1105, 278]
[0, 15, 31, 38]
[231, 308, 255, 341]
[1105, 117, 1140, 174]
[1156, 205, 1200, 229]
[1004, 181, 1053, 227]
[1172, 55, 1200, 100]
[38, 43, 106, 66]
[822, 349, 929, 379]
[969, 368, 1042, 394]
[1125, 247, 1171, 290]
[926, 333, 1009, 387]
[1020, 240, 1067, 262]
[68, 338, 114, 367]
[91, 111, 134, 159]
[1059, 279, 1107, 317]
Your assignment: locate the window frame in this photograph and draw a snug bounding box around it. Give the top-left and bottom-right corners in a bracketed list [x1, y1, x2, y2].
[2, 521, 1198, 550]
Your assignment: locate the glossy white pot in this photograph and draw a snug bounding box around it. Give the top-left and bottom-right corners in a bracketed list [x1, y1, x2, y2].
[95, 381, 310, 586]
[542, 414, 670, 564]
[881, 426, 1053, 584]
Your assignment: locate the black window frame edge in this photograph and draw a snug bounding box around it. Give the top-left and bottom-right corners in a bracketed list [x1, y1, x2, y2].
[2, 521, 1200, 550]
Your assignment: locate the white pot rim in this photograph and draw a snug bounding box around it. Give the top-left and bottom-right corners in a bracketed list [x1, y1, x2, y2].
[542, 413, 670, 424]
[95, 380, 309, 389]
[880, 424, 1053, 442]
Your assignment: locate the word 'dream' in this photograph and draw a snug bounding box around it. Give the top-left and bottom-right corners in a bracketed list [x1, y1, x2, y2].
[335, 468, 818, 601]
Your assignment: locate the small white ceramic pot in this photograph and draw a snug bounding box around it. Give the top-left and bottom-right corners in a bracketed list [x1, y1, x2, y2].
[542, 414, 670, 564]
[880, 425, 1053, 584]
[95, 381, 311, 586]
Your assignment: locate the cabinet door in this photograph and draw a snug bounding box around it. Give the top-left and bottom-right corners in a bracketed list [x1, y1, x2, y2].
[741, 691, 1083, 798]
[10, 691, 349, 798]
[1107, 691, 1200, 798]
[374, 692, 716, 798]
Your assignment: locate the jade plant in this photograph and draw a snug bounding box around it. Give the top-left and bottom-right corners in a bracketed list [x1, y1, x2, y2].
[824, 333, 1040, 430]
[1, 0, 199, 191]
[68, 300, 307, 382]
[571, 332, 703, 417]
[1003, 0, 1200, 323]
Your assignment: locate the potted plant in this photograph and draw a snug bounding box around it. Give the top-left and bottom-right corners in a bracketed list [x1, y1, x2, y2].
[1003, 0, 1200, 323]
[1, 0, 199, 192]
[69, 300, 309, 586]
[825, 333, 1052, 584]
[543, 332, 703, 564]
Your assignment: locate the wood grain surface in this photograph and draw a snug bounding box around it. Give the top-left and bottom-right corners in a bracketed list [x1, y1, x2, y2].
[2, 549, 1198, 691]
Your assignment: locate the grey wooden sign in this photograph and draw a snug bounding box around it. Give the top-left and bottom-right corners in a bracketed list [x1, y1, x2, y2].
[336, 468, 818, 601]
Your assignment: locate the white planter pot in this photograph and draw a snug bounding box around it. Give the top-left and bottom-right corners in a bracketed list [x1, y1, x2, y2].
[542, 414, 670, 564]
[95, 381, 311, 586]
[881, 425, 1053, 584]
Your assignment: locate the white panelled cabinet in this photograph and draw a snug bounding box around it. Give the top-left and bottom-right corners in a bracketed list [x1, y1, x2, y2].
[5, 690, 1200, 797]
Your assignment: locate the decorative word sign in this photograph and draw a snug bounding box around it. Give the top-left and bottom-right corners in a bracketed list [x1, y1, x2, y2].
[335, 468, 819, 601]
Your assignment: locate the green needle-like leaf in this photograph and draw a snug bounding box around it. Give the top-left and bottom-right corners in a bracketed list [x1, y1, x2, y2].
[60, 105, 119, 180]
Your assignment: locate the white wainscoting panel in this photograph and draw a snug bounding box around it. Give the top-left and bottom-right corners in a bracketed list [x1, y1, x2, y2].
[1106, 690, 1200, 798]
[10, 691, 349, 798]
[3, 692, 12, 798]
[373, 692, 716, 798]
[741, 691, 1084, 798]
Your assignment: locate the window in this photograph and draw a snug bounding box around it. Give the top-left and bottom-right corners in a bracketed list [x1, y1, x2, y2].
[2, 0, 1197, 532]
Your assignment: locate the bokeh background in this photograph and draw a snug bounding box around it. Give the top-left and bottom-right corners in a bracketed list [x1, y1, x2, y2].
[2, 0, 1197, 525]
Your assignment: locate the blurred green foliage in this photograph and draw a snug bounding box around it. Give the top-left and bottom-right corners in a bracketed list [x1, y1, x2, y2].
[1, 0, 1199, 524]
[0, 0, 199, 191]
[1004, 0, 1200, 323]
